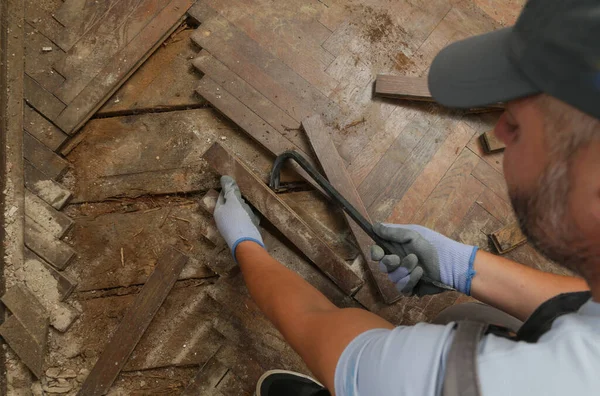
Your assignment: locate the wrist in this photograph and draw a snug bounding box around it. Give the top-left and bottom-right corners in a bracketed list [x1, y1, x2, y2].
[233, 238, 265, 262]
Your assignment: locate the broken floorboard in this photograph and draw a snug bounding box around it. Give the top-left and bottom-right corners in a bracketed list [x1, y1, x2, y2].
[79, 246, 189, 396]
[302, 115, 400, 303]
[490, 221, 527, 254]
[203, 143, 363, 296]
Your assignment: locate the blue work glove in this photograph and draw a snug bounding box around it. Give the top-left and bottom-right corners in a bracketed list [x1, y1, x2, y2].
[213, 176, 264, 259]
[370, 224, 478, 296]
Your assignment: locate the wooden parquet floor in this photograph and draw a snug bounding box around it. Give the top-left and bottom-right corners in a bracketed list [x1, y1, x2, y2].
[8, 0, 575, 394]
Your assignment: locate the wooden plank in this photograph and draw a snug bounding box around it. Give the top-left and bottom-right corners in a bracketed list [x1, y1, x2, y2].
[24, 73, 66, 121]
[24, 0, 63, 44]
[471, 158, 510, 202]
[23, 105, 68, 152]
[302, 115, 400, 303]
[24, 161, 72, 210]
[23, 132, 69, 181]
[0, 316, 45, 378]
[25, 216, 75, 270]
[54, 0, 122, 51]
[480, 129, 505, 153]
[24, 248, 76, 301]
[25, 189, 73, 239]
[196, 77, 307, 158]
[477, 187, 516, 225]
[55, 0, 195, 134]
[196, 77, 324, 193]
[374, 74, 504, 110]
[190, 11, 339, 124]
[375, 74, 432, 101]
[54, 0, 169, 104]
[79, 246, 189, 396]
[22, 248, 80, 332]
[24, 23, 66, 93]
[1, 285, 49, 350]
[466, 130, 504, 174]
[192, 50, 311, 155]
[198, 189, 226, 247]
[203, 143, 363, 295]
[490, 221, 527, 254]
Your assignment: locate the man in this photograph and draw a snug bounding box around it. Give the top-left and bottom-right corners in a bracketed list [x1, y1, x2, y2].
[212, 0, 600, 394]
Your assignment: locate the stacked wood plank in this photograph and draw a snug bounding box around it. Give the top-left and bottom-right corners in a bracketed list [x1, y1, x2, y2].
[24, 0, 196, 135]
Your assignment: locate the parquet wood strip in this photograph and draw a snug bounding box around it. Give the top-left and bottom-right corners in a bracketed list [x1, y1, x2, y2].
[25, 216, 75, 271]
[303, 115, 400, 303]
[480, 130, 505, 153]
[79, 247, 189, 396]
[387, 121, 476, 223]
[190, 10, 339, 125]
[364, 116, 461, 222]
[490, 221, 527, 254]
[23, 105, 68, 152]
[25, 190, 73, 239]
[477, 187, 516, 225]
[196, 77, 323, 192]
[24, 74, 66, 121]
[466, 131, 504, 174]
[55, 0, 195, 134]
[24, 160, 72, 210]
[346, 105, 420, 186]
[411, 149, 485, 237]
[451, 202, 501, 250]
[25, 247, 76, 301]
[199, 0, 338, 95]
[54, 0, 168, 104]
[471, 158, 510, 202]
[23, 132, 69, 181]
[203, 143, 363, 295]
[54, 0, 122, 51]
[193, 51, 311, 155]
[24, 23, 65, 93]
[24, 0, 63, 45]
[375, 75, 432, 101]
[0, 285, 49, 378]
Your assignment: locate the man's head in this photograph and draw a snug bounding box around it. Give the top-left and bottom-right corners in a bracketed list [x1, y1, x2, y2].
[428, 0, 600, 279]
[496, 95, 600, 280]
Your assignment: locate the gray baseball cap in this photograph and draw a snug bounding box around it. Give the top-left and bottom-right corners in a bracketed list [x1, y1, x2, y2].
[428, 0, 600, 120]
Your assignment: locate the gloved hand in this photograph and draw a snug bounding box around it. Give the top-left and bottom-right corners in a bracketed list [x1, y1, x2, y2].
[370, 223, 477, 296]
[213, 176, 264, 259]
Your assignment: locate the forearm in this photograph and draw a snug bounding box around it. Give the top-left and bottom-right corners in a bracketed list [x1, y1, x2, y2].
[235, 241, 393, 391]
[471, 250, 589, 321]
[235, 241, 338, 328]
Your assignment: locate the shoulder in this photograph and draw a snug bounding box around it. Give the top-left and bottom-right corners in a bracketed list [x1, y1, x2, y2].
[478, 312, 600, 395]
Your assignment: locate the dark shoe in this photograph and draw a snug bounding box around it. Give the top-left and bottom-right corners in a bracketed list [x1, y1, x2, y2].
[255, 369, 331, 396]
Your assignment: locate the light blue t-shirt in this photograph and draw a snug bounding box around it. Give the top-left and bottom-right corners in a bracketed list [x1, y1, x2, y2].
[335, 299, 600, 395]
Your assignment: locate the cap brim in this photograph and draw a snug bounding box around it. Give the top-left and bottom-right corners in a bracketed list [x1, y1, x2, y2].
[428, 27, 540, 109]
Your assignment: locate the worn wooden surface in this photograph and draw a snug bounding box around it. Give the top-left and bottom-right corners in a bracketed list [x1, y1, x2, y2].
[79, 247, 189, 396]
[23, 132, 69, 181]
[375, 74, 432, 101]
[24, 216, 75, 271]
[24, 161, 72, 210]
[23, 105, 68, 152]
[203, 143, 363, 295]
[303, 115, 399, 303]
[0, 285, 49, 378]
[25, 189, 73, 239]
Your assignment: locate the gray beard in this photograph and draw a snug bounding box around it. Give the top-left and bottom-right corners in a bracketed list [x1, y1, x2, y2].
[508, 161, 593, 277]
